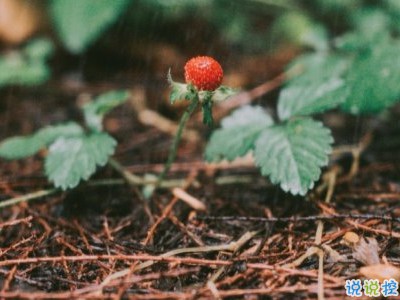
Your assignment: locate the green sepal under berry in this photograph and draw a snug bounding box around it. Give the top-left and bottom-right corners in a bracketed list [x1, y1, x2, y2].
[199, 86, 237, 103]
[168, 70, 196, 104]
[169, 70, 237, 104]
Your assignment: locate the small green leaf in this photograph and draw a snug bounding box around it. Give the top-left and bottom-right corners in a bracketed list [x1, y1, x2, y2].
[278, 53, 350, 120]
[24, 39, 54, 60]
[254, 118, 333, 196]
[271, 12, 328, 51]
[83, 90, 130, 131]
[0, 38, 53, 87]
[0, 122, 83, 160]
[205, 106, 274, 162]
[221, 105, 273, 128]
[341, 41, 400, 114]
[45, 133, 116, 190]
[50, 0, 131, 53]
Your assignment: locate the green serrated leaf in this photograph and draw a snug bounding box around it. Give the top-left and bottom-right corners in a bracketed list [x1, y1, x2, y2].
[83, 90, 130, 131]
[221, 105, 273, 128]
[36, 123, 84, 146]
[278, 53, 350, 120]
[341, 41, 400, 114]
[286, 53, 349, 83]
[205, 106, 274, 162]
[45, 133, 116, 190]
[0, 122, 83, 160]
[50, 0, 131, 53]
[254, 118, 333, 196]
[278, 77, 349, 120]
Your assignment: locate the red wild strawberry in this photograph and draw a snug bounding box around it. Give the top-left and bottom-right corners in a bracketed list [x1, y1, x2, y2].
[184, 56, 223, 91]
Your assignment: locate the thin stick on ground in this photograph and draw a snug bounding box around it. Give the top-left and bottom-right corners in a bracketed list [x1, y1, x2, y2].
[0, 189, 58, 209]
[99, 230, 259, 288]
[315, 168, 338, 300]
[107, 160, 197, 189]
[197, 213, 400, 223]
[282, 167, 338, 300]
[172, 187, 206, 211]
[129, 84, 200, 143]
[214, 72, 287, 120]
[143, 170, 198, 246]
[332, 131, 373, 181]
[0, 216, 33, 229]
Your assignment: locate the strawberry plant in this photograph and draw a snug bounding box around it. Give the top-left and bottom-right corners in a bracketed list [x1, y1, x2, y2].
[159, 56, 236, 186]
[205, 14, 400, 196]
[0, 90, 130, 190]
[1, 1, 399, 199]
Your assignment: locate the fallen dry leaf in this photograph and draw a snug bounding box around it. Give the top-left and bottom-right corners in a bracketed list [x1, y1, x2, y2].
[353, 237, 380, 265]
[359, 264, 400, 282]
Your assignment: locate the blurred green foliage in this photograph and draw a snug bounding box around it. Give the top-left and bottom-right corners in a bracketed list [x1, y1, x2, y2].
[0, 38, 53, 87]
[42, 0, 400, 57]
[0, 0, 400, 92]
[49, 0, 132, 53]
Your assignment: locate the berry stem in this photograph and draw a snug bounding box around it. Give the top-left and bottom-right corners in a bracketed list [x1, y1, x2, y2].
[155, 95, 200, 190]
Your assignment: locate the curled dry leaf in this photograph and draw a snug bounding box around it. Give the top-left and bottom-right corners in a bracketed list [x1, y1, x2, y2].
[359, 264, 400, 283]
[352, 237, 380, 266]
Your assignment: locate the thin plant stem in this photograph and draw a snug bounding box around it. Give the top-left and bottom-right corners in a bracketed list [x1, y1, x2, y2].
[0, 189, 58, 209]
[108, 158, 143, 185]
[156, 96, 200, 188]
